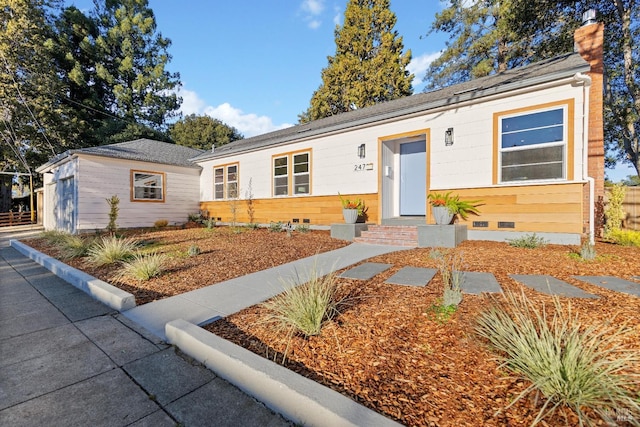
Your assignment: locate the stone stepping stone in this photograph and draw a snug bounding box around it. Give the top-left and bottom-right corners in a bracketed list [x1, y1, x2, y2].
[509, 274, 598, 299]
[340, 262, 392, 280]
[459, 271, 502, 294]
[574, 276, 640, 297]
[385, 267, 437, 287]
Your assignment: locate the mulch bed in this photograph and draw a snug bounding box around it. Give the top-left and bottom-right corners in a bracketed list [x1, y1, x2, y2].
[24, 229, 640, 426]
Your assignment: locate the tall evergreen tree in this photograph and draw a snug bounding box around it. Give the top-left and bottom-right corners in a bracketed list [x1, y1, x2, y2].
[300, 0, 413, 122]
[94, 0, 181, 136]
[170, 115, 243, 150]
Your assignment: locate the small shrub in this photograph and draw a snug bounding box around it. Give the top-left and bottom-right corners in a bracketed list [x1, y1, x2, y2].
[106, 195, 120, 235]
[87, 236, 137, 266]
[295, 224, 310, 233]
[246, 222, 260, 230]
[475, 290, 640, 425]
[605, 229, 640, 247]
[204, 218, 216, 230]
[261, 265, 341, 363]
[507, 233, 548, 249]
[579, 240, 597, 260]
[187, 213, 202, 223]
[438, 251, 464, 308]
[154, 219, 169, 229]
[604, 184, 626, 237]
[118, 252, 167, 281]
[268, 221, 284, 232]
[187, 244, 201, 256]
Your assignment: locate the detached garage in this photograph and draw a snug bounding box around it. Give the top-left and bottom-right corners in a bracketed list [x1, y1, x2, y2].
[37, 139, 203, 233]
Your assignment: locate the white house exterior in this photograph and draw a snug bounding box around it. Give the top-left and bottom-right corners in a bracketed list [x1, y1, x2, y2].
[192, 22, 605, 245]
[37, 139, 202, 233]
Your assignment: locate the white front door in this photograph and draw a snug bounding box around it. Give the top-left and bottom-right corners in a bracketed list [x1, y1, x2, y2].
[399, 141, 427, 216]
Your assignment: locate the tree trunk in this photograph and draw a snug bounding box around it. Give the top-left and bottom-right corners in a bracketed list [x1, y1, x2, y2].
[0, 175, 12, 212]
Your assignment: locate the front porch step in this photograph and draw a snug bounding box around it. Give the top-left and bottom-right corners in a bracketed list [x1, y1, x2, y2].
[354, 225, 418, 247]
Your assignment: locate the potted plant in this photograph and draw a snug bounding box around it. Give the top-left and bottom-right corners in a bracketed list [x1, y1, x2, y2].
[339, 193, 365, 224]
[428, 191, 481, 225]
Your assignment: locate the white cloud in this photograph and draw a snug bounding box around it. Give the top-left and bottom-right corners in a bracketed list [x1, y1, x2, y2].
[300, 0, 325, 29]
[177, 88, 292, 138]
[407, 51, 442, 89]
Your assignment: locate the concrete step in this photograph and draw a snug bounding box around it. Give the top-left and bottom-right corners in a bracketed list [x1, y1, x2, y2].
[354, 225, 418, 247]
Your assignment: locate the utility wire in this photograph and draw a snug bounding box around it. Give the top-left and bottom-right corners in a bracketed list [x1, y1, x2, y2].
[1, 119, 32, 173]
[0, 51, 57, 156]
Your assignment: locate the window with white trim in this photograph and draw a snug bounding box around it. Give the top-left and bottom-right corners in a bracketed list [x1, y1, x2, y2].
[273, 150, 311, 196]
[213, 163, 239, 200]
[273, 155, 289, 196]
[499, 107, 567, 182]
[132, 171, 164, 202]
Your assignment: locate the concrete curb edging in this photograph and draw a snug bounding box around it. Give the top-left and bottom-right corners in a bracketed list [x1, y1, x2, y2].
[166, 319, 403, 427]
[9, 239, 136, 311]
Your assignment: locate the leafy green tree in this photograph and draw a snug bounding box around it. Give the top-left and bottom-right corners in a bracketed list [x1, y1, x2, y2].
[94, 0, 181, 132]
[169, 114, 243, 150]
[300, 0, 413, 122]
[0, 0, 70, 207]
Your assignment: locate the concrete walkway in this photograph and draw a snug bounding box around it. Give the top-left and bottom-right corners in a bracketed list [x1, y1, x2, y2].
[123, 243, 408, 340]
[0, 245, 292, 427]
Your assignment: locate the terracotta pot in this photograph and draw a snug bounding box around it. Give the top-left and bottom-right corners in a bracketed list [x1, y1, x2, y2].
[342, 208, 358, 224]
[432, 205, 453, 225]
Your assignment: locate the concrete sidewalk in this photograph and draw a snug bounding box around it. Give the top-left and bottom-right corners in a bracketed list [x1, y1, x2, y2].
[0, 246, 292, 427]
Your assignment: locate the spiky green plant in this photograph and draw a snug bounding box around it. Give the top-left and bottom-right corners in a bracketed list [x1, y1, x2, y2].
[475, 290, 640, 426]
[87, 236, 137, 266]
[39, 230, 72, 246]
[118, 252, 167, 281]
[58, 234, 93, 259]
[261, 265, 341, 363]
[579, 240, 597, 260]
[187, 244, 201, 256]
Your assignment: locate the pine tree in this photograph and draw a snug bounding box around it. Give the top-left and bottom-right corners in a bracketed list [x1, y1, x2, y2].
[300, 0, 413, 122]
[94, 0, 181, 134]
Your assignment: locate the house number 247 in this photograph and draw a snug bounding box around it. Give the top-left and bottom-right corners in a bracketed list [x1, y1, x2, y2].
[353, 163, 374, 172]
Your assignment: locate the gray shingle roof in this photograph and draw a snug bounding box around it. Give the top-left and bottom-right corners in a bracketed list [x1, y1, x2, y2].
[38, 139, 204, 171]
[193, 52, 590, 162]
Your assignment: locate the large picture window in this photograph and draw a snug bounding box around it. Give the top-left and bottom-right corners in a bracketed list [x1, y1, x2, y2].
[498, 105, 567, 182]
[131, 170, 165, 202]
[213, 163, 239, 200]
[273, 150, 311, 196]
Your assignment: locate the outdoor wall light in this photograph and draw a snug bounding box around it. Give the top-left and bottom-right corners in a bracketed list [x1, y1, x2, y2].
[445, 128, 454, 146]
[358, 143, 366, 158]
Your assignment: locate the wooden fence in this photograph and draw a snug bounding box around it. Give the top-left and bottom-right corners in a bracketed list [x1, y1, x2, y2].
[0, 211, 36, 227]
[606, 186, 640, 231]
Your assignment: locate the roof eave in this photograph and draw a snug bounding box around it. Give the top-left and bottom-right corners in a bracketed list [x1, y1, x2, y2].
[194, 62, 589, 163]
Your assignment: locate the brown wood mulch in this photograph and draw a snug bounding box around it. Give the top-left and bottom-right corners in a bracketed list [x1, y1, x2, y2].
[24, 229, 640, 426]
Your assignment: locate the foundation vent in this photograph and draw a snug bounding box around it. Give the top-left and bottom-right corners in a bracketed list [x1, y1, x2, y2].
[498, 222, 515, 229]
[473, 221, 488, 228]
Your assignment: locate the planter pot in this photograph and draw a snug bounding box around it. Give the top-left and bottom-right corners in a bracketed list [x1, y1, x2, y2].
[432, 205, 454, 225]
[342, 208, 359, 224]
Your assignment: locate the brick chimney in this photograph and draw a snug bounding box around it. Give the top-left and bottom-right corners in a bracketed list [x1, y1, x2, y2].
[574, 10, 604, 236]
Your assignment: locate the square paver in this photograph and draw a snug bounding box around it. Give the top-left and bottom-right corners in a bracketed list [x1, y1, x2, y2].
[123, 348, 215, 406]
[574, 276, 640, 297]
[385, 267, 437, 287]
[339, 262, 392, 280]
[46, 288, 114, 321]
[460, 272, 502, 294]
[510, 274, 598, 298]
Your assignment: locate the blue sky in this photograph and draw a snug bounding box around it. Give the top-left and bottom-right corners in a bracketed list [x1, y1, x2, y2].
[65, 0, 636, 181]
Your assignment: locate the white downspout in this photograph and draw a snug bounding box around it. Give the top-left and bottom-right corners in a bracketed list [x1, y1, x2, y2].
[574, 72, 594, 245]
